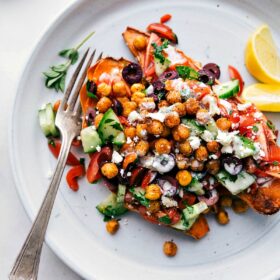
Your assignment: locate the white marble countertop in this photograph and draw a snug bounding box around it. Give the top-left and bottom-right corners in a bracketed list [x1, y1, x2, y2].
[0, 0, 81, 279]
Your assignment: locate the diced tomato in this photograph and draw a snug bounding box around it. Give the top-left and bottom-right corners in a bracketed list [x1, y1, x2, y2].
[228, 65, 244, 95]
[138, 206, 158, 224]
[160, 14, 172, 24]
[254, 168, 269, 178]
[129, 166, 146, 186]
[147, 23, 178, 43]
[178, 193, 196, 209]
[86, 147, 112, 183]
[141, 170, 157, 188]
[71, 138, 82, 147]
[165, 208, 181, 225]
[48, 140, 80, 166]
[239, 115, 255, 129]
[268, 144, 280, 162]
[66, 165, 85, 192]
[118, 116, 129, 127]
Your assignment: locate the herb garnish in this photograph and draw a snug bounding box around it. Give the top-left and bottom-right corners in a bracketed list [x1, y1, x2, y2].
[176, 65, 199, 80]
[130, 187, 150, 207]
[158, 215, 172, 225]
[152, 39, 170, 64]
[43, 32, 95, 92]
[252, 125, 259, 133]
[267, 120, 275, 131]
[273, 161, 279, 166]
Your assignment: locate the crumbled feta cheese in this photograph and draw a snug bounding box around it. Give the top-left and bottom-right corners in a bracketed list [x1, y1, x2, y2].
[162, 181, 176, 196]
[96, 110, 100, 115]
[189, 136, 201, 150]
[126, 137, 132, 144]
[209, 154, 218, 159]
[140, 102, 156, 110]
[202, 95, 220, 116]
[133, 136, 139, 142]
[146, 85, 154, 95]
[221, 145, 233, 154]
[219, 99, 232, 114]
[170, 78, 191, 99]
[216, 130, 238, 146]
[201, 130, 214, 142]
[164, 46, 186, 65]
[112, 151, 123, 164]
[128, 111, 143, 123]
[237, 103, 251, 111]
[126, 172, 132, 177]
[178, 188, 184, 198]
[120, 169, 124, 176]
[175, 148, 179, 154]
[233, 136, 254, 158]
[253, 112, 263, 119]
[147, 112, 165, 122]
[46, 169, 53, 179]
[77, 136, 81, 140]
[161, 196, 178, 208]
[96, 145, 101, 152]
[253, 142, 265, 160]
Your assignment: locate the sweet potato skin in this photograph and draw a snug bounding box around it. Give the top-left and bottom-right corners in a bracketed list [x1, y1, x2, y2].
[186, 215, 210, 240]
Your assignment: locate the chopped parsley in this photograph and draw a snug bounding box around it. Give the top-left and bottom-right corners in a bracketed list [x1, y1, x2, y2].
[152, 39, 170, 65]
[158, 215, 172, 225]
[252, 125, 259, 133]
[273, 161, 279, 166]
[176, 65, 199, 80]
[239, 136, 255, 151]
[130, 187, 150, 207]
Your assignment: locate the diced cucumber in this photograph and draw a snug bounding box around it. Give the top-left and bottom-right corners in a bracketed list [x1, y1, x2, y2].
[80, 126, 102, 153]
[154, 57, 171, 77]
[187, 178, 205, 195]
[233, 136, 256, 158]
[216, 170, 255, 195]
[205, 119, 218, 137]
[130, 187, 150, 207]
[98, 108, 126, 145]
[96, 192, 127, 219]
[38, 103, 59, 137]
[213, 79, 239, 99]
[117, 184, 126, 204]
[182, 118, 205, 135]
[171, 215, 196, 231]
[183, 201, 208, 221]
[113, 132, 126, 146]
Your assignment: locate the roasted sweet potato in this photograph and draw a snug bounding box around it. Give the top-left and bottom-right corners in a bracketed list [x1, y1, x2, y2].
[186, 215, 209, 240]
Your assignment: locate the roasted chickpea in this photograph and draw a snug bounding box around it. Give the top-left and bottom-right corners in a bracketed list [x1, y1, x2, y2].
[136, 123, 148, 139]
[161, 125, 171, 137]
[131, 91, 146, 104]
[178, 140, 192, 156]
[122, 101, 137, 117]
[106, 219, 119, 234]
[94, 113, 104, 128]
[155, 138, 171, 154]
[147, 201, 161, 213]
[145, 184, 162, 200]
[176, 154, 190, 169]
[216, 210, 229, 225]
[166, 90, 182, 104]
[195, 146, 208, 161]
[177, 124, 190, 140]
[117, 97, 129, 106]
[131, 83, 145, 93]
[101, 163, 118, 179]
[206, 159, 220, 175]
[206, 141, 220, 153]
[216, 117, 231, 131]
[176, 170, 192, 187]
[172, 127, 181, 142]
[232, 199, 249, 213]
[185, 97, 199, 115]
[163, 241, 177, 257]
[190, 159, 204, 171]
[96, 97, 112, 113]
[147, 120, 164, 135]
[139, 99, 156, 111]
[158, 100, 170, 108]
[164, 112, 180, 128]
[135, 140, 149, 156]
[220, 196, 232, 208]
[97, 82, 111, 97]
[124, 126, 136, 138]
[133, 35, 147, 50]
[172, 102, 187, 117]
[196, 108, 211, 125]
[120, 142, 135, 155]
[113, 81, 127, 97]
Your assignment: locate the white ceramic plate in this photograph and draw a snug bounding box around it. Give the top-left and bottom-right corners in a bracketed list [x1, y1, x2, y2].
[10, 0, 280, 279]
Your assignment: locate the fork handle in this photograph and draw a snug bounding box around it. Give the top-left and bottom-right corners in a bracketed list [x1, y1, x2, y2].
[9, 135, 73, 280]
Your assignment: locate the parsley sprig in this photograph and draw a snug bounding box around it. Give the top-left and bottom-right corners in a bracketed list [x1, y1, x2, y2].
[43, 31, 95, 92]
[152, 39, 170, 64]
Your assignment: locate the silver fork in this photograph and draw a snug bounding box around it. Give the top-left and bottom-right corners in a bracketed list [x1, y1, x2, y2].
[10, 48, 100, 280]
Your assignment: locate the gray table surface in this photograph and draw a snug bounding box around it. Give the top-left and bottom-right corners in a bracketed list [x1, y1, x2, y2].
[0, 0, 82, 279]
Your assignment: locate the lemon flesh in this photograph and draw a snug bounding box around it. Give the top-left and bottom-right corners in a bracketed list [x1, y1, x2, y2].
[242, 83, 280, 112]
[245, 24, 280, 84]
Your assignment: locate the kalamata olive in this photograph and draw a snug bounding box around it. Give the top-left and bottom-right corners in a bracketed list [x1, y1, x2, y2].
[112, 99, 123, 115]
[152, 80, 165, 93]
[86, 80, 97, 95]
[198, 189, 219, 206]
[158, 175, 179, 197]
[222, 156, 243, 175]
[86, 108, 96, 124]
[103, 178, 118, 193]
[198, 69, 215, 85]
[202, 63, 221, 79]
[122, 63, 143, 84]
[201, 175, 218, 190]
[159, 70, 179, 82]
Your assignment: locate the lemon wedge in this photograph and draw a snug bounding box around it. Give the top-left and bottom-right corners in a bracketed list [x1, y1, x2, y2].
[245, 24, 280, 84]
[242, 83, 280, 112]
